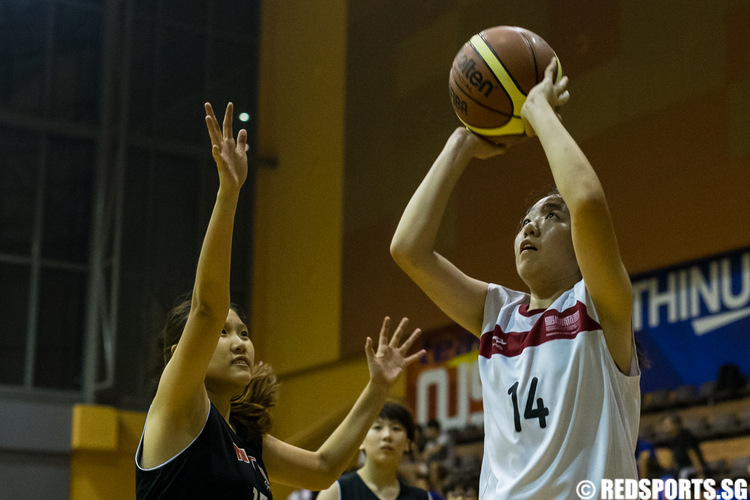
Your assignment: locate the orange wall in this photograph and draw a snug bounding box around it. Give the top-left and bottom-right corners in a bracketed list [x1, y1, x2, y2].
[69, 405, 145, 500]
[340, 1, 750, 354]
[252, 0, 348, 377]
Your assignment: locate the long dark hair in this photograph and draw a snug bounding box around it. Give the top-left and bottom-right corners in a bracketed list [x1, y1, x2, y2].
[160, 292, 279, 435]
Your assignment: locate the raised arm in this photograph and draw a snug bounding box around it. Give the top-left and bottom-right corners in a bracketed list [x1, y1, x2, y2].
[521, 60, 634, 372]
[145, 103, 248, 456]
[390, 129, 504, 336]
[262, 317, 425, 491]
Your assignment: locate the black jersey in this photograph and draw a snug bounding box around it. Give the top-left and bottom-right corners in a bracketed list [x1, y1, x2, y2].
[136, 403, 273, 500]
[337, 471, 429, 500]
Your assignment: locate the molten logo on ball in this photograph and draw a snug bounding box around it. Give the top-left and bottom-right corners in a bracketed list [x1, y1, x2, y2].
[448, 26, 561, 143]
[455, 53, 495, 98]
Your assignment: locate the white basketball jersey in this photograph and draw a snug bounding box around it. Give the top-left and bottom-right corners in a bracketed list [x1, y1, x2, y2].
[478, 279, 640, 500]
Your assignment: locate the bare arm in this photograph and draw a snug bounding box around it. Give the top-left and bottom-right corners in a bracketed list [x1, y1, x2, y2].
[521, 61, 634, 372]
[263, 318, 425, 490]
[142, 103, 248, 465]
[390, 129, 504, 336]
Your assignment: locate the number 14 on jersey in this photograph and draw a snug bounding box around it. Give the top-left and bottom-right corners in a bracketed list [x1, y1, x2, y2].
[507, 377, 550, 432]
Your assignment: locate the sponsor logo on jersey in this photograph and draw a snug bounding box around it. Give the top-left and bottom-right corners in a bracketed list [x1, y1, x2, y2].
[233, 443, 271, 491]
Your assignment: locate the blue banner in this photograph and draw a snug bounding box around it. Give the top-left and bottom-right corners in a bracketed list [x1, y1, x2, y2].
[632, 247, 750, 392]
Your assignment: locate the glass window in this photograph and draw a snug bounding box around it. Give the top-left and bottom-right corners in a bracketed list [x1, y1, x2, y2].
[34, 267, 87, 390]
[128, 21, 156, 136]
[0, 263, 30, 386]
[154, 25, 207, 141]
[162, 0, 207, 29]
[0, 1, 50, 117]
[42, 136, 94, 263]
[50, 3, 101, 124]
[0, 127, 38, 255]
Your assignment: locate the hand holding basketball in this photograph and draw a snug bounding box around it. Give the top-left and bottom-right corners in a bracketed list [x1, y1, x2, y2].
[453, 127, 507, 160]
[521, 58, 570, 137]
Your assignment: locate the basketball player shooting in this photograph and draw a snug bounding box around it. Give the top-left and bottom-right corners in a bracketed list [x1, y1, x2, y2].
[390, 58, 640, 500]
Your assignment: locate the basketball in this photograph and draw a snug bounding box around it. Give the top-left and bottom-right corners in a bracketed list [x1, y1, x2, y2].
[449, 26, 562, 143]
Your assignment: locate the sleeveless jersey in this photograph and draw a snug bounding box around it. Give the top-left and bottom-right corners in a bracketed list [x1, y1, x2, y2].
[135, 403, 273, 500]
[478, 279, 640, 500]
[336, 471, 430, 499]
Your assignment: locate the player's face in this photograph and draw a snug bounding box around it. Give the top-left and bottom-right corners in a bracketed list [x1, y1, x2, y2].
[361, 417, 411, 465]
[205, 309, 255, 396]
[514, 195, 580, 289]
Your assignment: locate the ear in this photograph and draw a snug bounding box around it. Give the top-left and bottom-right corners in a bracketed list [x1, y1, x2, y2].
[170, 344, 177, 356]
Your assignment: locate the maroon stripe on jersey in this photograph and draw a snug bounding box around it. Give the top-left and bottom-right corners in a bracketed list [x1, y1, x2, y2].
[479, 301, 601, 358]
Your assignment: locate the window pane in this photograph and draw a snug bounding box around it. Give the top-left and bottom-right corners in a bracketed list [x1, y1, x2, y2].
[150, 153, 203, 292]
[42, 136, 94, 262]
[0, 1, 49, 116]
[162, 0, 207, 29]
[154, 25, 206, 141]
[212, 1, 256, 37]
[206, 37, 254, 112]
[50, 4, 101, 124]
[132, 0, 157, 18]
[0, 263, 30, 385]
[0, 126, 39, 255]
[128, 21, 156, 136]
[34, 268, 87, 390]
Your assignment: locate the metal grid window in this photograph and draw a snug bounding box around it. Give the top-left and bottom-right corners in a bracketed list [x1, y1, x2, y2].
[0, 0, 259, 406]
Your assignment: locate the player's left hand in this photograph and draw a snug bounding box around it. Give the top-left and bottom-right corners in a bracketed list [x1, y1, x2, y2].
[365, 317, 425, 387]
[521, 58, 569, 137]
[205, 102, 248, 190]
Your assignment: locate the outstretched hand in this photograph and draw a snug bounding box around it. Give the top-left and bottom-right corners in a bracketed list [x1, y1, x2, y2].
[521, 58, 569, 137]
[205, 102, 248, 190]
[365, 317, 425, 387]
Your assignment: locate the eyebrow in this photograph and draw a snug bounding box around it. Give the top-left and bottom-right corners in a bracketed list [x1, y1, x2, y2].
[523, 200, 566, 219]
[539, 201, 567, 213]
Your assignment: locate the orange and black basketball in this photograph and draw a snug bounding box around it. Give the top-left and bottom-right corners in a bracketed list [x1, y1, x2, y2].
[449, 26, 562, 143]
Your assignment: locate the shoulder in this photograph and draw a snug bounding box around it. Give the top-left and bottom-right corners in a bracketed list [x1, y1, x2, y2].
[486, 283, 527, 304]
[483, 284, 528, 327]
[336, 471, 367, 497]
[337, 471, 360, 486]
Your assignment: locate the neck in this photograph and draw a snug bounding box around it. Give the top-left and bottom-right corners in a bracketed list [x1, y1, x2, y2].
[358, 460, 401, 493]
[526, 273, 581, 310]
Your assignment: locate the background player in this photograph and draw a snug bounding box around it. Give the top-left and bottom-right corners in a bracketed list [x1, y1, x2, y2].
[317, 401, 431, 500]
